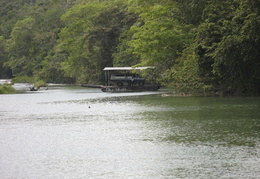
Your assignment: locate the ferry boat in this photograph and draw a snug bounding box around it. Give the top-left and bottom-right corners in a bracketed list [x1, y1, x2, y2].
[82, 66, 160, 92]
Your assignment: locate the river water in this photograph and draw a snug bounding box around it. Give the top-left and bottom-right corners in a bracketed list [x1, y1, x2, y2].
[0, 85, 259, 178]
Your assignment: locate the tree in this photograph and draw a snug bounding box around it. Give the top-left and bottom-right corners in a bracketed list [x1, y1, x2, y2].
[1, 0, 259, 95]
[5, 17, 37, 77]
[112, 28, 140, 67]
[0, 36, 12, 78]
[58, 0, 137, 84]
[0, 0, 24, 38]
[127, 0, 195, 86]
[196, 0, 260, 95]
[3, 0, 69, 82]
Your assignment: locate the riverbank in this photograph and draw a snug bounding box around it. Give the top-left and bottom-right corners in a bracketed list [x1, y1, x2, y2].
[0, 84, 15, 94]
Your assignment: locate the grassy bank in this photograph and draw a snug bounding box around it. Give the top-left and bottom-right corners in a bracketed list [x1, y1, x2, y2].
[0, 84, 15, 94]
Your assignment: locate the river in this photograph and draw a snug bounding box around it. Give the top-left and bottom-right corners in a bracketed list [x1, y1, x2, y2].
[0, 85, 259, 178]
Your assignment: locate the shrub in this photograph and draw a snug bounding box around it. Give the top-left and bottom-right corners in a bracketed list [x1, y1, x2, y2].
[0, 84, 15, 94]
[34, 80, 47, 88]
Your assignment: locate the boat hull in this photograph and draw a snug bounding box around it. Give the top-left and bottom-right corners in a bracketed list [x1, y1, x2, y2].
[101, 85, 160, 92]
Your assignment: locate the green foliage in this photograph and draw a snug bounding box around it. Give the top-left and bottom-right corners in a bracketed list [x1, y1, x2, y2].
[196, 0, 260, 95]
[2, 0, 67, 82]
[34, 80, 46, 88]
[5, 17, 37, 76]
[113, 29, 140, 67]
[0, 84, 15, 94]
[175, 0, 207, 25]
[0, 0, 259, 95]
[0, 36, 11, 78]
[166, 45, 213, 95]
[58, 0, 136, 84]
[12, 76, 38, 83]
[128, 1, 194, 71]
[12, 76, 46, 88]
[213, 0, 260, 95]
[39, 51, 75, 83]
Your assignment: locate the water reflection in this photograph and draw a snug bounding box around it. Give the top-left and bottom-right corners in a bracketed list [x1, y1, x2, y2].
[132, 96, 260, 147]
[0, 86, 259, 178]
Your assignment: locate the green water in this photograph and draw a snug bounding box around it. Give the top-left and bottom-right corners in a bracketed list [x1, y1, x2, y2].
[132, 95, 259, 147]
[0, 86, 259, 178]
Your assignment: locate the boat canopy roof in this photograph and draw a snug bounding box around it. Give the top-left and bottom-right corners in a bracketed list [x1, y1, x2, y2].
[103, 66, 155, 71]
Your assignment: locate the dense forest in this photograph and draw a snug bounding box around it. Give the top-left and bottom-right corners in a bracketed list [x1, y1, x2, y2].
[0, 0, 259, 95]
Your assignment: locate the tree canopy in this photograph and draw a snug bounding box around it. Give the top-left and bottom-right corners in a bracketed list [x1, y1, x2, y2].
[0, 0, 259, 95]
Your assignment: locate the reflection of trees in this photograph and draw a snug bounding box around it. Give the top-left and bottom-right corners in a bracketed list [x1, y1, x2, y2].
[135, 96, 259, 147]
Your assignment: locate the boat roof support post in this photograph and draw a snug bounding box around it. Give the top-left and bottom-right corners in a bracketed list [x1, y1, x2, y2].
[105, 70, 110, 86]
[105, 71, 107, 86]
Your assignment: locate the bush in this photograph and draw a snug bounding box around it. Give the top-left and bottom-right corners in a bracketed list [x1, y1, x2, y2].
[34, 80, 47, 88]
[0, 84, 15, 94]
